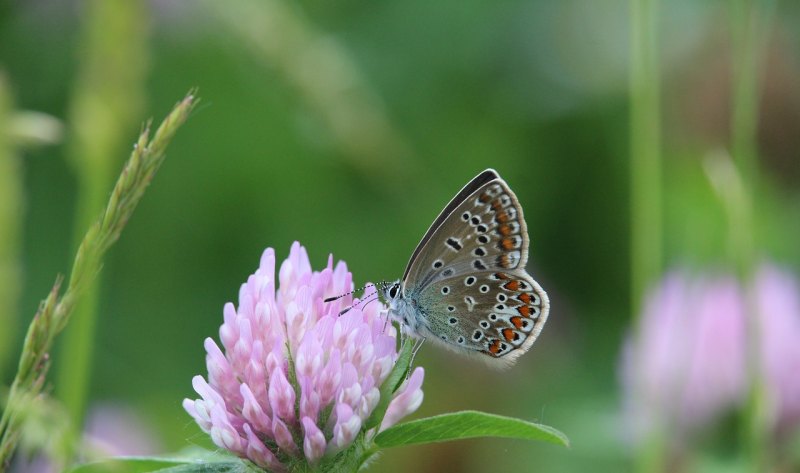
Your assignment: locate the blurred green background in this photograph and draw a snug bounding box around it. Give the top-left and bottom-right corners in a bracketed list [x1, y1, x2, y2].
[2, 0, 799, 472]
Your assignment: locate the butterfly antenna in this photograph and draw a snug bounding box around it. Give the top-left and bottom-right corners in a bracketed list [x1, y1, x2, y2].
[324, 284, 372, 303]
[324, 281, 388, 303]
[337, 289, 380, 316]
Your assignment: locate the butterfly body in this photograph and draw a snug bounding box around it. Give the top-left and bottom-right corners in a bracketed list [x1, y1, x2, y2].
[382, 169, 549, 368]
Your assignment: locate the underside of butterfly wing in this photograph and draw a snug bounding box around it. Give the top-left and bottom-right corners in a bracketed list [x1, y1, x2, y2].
[411, 269, 549, 368]
[402, 173, 531, 295]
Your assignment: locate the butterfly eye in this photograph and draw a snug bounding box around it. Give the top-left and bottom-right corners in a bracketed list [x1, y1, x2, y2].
[389, 285, 399, 298]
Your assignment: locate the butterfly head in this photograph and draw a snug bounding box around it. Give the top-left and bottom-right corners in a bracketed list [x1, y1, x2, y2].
[380, 280, 402, 303]
[380, 279, 425, 334]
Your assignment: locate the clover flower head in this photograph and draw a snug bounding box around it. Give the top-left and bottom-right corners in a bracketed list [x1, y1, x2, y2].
[184, 242, 424, 470]
[621, 264, 800, 444]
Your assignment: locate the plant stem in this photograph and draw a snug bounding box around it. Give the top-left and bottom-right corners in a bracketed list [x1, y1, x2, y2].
[0, 74, 23, 384]
[0, 93, 196, 470]
[630, 0, 661, 313]
[629, 0, 662, 316]
[629, 0, 663, 471]
[55, 0, 149, 437]
[729, 0, 775, 470]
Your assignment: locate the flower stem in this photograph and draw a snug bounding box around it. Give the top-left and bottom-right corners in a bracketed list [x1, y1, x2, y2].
[629, 0, 663, 471]
[0, 93, 196, 470]
[54, 0, 149, 440]
[729, 0, 776, 470]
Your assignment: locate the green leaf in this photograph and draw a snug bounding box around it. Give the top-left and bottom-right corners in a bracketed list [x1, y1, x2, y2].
[364, 337, 414, 430]
[316, 432, 375, 473]
[68, 455, 261, 473]
[374, 410, 569, 448]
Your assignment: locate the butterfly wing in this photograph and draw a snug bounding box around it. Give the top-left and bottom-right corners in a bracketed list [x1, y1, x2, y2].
[412, 269, 549, 367]
[402, 169, 531, 295]
[399, 169, 548, 367]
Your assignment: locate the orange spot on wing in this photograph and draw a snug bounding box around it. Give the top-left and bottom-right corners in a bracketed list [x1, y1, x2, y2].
[479, 192, 491, 203]
[500, 238, 514, 250]
[502, 328, 515, 341]
[517, 305, 531, 317]
[498, 255, 510, 268]
[489, 339, 501, 354]
[511, 316, 523, 329]
[518, 293, 531, 304]
[495, 272, 510, 280]
[496, 210, 509, 223]
[504, 280, 520, 291]
[498, 224, 511, 236]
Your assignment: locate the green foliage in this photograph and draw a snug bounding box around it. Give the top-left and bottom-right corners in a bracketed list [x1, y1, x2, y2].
[67, 409, 569, 473]
[374, 410, 569, 449]
[0, 93, 196, 468]
[0, 73, 22, 383]
[68, 455, 259, 473]
[57, 0, 151, 432]
[2, 0, 800, 471]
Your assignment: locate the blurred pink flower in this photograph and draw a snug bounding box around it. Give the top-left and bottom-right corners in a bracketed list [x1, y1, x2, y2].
[621, 264, 800, 443]
[11, 404, 159, 473]
[184, 242, 424, 470]
[84, 403, 160, 456]
[754, 266, 800, 436]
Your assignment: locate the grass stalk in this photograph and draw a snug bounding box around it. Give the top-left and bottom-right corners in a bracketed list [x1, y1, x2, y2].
[629, 0, 663, 471]
[729, 0, 776, 470]
[55, 0, 149, 434]
[0, 74, 23, 384]
[629, 0, 662, 316]
[0, 94, 196, 469]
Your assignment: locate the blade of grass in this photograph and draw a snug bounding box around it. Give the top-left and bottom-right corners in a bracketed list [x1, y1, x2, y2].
[69, 456, 258, 473]
[0, 93, 197, 469]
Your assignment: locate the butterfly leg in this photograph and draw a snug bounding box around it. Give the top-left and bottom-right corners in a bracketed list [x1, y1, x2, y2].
[407, 337, 426, 377]
[398, 323, 408, 350]
[337, 292, 378, 316]
[381, 307, 393, 334]
[361, 294, 380, 312]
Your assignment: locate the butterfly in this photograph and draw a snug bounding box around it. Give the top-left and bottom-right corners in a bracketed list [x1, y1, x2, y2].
[380, 169, 549, 368]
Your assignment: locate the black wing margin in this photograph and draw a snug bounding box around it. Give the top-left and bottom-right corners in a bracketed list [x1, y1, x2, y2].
[402, 169, 499, 281]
